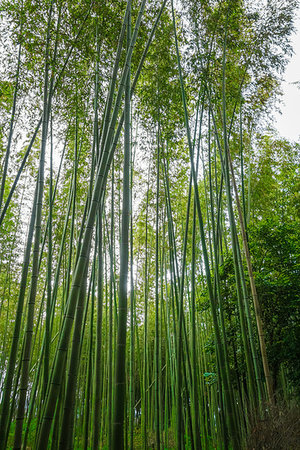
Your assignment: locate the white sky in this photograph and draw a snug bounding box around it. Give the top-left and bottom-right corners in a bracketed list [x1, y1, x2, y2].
[273, 13, 300, 142]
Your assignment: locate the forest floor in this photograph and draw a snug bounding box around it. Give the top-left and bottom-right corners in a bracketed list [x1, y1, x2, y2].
[247, 400, 300, 449]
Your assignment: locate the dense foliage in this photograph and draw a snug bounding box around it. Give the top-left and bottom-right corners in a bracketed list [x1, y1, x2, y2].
[0, 0, 299, 449]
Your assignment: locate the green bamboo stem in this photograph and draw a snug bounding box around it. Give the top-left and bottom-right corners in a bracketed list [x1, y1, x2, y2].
[227, 131, 273, 403]
[0, 12, 23, 213]
[112, 3, 131, 447]
[13, 3, 54, 446]
[171, 3, 240, 447]
[0, 2, 90, 227]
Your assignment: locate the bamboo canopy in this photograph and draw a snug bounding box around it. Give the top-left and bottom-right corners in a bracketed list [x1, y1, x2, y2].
[0, 0, 299, 449]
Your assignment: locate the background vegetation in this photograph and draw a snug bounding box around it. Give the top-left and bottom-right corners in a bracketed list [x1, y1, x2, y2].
[0, 0, 299, 448]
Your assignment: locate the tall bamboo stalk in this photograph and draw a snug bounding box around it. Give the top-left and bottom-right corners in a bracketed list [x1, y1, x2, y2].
[112, 3, 131, 447]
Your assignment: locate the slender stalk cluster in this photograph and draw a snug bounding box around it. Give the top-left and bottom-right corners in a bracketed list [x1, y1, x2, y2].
[0, 1, 298, 449]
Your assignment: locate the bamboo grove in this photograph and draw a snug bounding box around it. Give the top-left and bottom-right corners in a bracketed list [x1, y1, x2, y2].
[0, 0, 299, 449]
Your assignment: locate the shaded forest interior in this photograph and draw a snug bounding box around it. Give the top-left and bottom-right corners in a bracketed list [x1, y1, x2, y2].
[0, 0, 299, 448]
